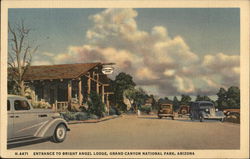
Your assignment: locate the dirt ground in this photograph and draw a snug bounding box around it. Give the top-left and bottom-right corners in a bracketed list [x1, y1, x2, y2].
[11, 115, 240, 150]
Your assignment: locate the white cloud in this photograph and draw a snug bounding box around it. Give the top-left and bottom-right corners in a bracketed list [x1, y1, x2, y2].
[136, 67, 159, 80]
[36, 8, 240, 96]
[32, 60, 52, 66]
[164, 69, 175, 77]
[203, 52, 239, 70]
[174, 75, 195, 93]
[201, 52, 240, 88]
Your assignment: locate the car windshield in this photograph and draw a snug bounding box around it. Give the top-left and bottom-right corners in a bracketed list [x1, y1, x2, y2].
[200, 103, 214, 107]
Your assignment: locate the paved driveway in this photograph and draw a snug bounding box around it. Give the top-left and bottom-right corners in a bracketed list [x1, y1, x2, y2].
[10, 115, 240, 149]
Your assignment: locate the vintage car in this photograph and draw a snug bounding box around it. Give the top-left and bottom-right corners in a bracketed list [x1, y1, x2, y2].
[178, 105, 190, 117]
[222, 108, 240, 116]
[190, 101, 225, 122]
[140, 103, 152, 114]
[7, 95, 70, 145]
[157, 103, 174, 120]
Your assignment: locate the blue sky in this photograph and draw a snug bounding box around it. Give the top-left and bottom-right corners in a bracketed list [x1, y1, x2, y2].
[9, 8, 240, 56]
[8, 8, 240, 98]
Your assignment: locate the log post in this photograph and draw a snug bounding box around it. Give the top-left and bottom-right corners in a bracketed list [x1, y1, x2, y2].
[78, 79, 83, 105]
[67, 80, 72, 103]
[55, 100, 58, 112]
[106, 94, 110, 114]
[102, 85, 105, 103]
[87, 74, 91, 95]
[96, 73, 99, 94]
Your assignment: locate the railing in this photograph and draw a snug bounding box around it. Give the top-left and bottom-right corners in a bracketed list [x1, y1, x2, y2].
[54, 101, 68, 112]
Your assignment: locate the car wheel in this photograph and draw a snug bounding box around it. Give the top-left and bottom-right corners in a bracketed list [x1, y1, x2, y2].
[220, 118, 224, 122]
[200, 116, 204, 122]
[51, 124, 67, 143]
[190, 115, 194, 120]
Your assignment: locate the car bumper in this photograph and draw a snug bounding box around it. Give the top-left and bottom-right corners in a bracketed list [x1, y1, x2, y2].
[158, 114, 174, 117]
[204, 116, 224, 120]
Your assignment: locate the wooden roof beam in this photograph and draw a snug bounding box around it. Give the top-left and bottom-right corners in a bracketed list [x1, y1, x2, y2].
[84, 74, 105, 85]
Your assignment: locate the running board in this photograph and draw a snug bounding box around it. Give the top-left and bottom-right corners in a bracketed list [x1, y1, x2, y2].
[8, 136, 41, 145]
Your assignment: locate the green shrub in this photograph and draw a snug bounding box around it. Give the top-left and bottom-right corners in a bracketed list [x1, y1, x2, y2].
[87, 91, 105, 118]
[75, 112, 88, 120]
[109, 107, 116, 115]
[61, 111, 76, 121]
[89, 114, 99, 119]
[117, 102, 127, 112]
[32, 101, 51, 109]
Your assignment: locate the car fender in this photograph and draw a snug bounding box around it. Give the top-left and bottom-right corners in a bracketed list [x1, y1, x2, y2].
[215, 111, 226, 118]
[34, 118, 70, 138]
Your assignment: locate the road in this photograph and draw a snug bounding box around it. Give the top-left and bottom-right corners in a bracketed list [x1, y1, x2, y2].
[11, 115, 240, 149]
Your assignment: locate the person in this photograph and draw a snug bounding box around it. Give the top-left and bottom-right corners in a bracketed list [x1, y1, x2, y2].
[137, 109, 141, 116]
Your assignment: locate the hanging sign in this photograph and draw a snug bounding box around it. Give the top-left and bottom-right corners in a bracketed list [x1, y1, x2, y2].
[102, 66, 114, 75]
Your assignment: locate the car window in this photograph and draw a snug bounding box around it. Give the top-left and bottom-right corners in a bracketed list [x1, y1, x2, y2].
[14, 100, 30, 110]
[7, 100, 10, 111]
[200, 103, 213, 107]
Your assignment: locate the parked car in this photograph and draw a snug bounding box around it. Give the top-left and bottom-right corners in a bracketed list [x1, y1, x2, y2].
[222, 108, 240, 116]
[178, 105, 190, 117]
[140, 103, 152, 114]
[157, 103, 174, 120]
[7, 95, 70, 145]
[190, 101, 225, 122]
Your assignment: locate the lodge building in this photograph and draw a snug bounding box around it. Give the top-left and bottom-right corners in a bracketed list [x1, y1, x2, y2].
[20, 62, 114, 111]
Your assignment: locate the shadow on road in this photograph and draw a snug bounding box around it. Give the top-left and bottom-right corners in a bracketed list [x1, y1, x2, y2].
[175, 119, 223, 123]
[138, 116, 160, 120]
[138, 116, 222, 123]
[8, 138, 50, 149]
[138, 116, 178, 120]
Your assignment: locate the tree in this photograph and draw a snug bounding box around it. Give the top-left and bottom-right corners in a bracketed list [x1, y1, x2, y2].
[180, 94, 191, 105]
[227, 86, 240, 106]
[216, 86, 240, 108]
[112, 72, 136, 111]
[195, 95, 202, 101]
[150, 94, 157, 110]
[195, 95, 212, 102]
[216, 88, 227, 108]
[164, 97, 173, 103]
[134, 87, 148, 109]
[123, 87, 137, 110]
[173, 96, 179, 111]
[8, 20, 38, 96]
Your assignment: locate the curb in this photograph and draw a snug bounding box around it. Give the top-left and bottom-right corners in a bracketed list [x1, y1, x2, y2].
[67, 115, 120, 125]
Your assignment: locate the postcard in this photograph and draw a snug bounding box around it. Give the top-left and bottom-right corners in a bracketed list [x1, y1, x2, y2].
[0, 0, 249, 158]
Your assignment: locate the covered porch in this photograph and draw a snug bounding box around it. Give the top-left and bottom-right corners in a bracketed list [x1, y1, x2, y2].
[24, 63, 114, 112]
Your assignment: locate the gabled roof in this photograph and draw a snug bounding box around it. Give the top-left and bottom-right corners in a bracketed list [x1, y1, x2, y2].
[22, 63, 101, 81]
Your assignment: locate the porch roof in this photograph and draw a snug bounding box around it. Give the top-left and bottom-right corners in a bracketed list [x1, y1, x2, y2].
[23, 63, 101, 81]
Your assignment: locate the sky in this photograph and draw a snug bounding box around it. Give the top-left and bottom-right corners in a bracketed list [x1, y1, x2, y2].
[8, 8, 240, 99]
